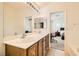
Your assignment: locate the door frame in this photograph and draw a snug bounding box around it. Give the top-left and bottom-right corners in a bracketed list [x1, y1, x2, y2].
[49, 10, 67, 51]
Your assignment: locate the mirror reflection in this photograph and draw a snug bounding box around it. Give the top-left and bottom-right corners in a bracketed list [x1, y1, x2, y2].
[24, 16, 32, 33]
[34, 17, 47, 29]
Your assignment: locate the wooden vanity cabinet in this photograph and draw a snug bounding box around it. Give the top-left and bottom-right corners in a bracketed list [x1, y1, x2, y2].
[5, 44, 27, 56]
[45, 34, 49, 55]
[27, 34, 49, 56]
[45, 34, 49, 52]
[27, 43, 38, 56]
[5, 34, 49, 56]
[42, 37, 46, 56]
[38, 39, 43, 56]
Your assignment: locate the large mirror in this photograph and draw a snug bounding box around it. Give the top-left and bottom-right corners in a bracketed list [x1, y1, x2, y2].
[24, 16, 32, 33]
[34, 17, 47, 29]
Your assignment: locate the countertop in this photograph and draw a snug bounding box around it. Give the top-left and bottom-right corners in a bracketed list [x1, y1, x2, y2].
[4, 31, 49, 49]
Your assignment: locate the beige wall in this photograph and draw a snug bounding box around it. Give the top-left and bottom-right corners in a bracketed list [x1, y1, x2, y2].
[4, 3, 37, 37]
[14, 4, 37, 34]
[65, 3, 79, 55]
[0, 3, 5, 56]
[4, 3, 16, 36]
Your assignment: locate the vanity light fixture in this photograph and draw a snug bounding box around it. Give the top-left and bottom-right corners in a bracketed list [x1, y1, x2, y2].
[27, 2, 39, 13]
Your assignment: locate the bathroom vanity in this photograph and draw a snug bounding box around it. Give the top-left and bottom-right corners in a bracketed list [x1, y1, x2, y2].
[4, 32, 49, 56]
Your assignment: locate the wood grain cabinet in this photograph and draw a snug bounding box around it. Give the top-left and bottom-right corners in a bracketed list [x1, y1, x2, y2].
[44, 34, 49, 55]
[5, 34, 49, 56]
[38, 39, 43, 56]
[27, 43, 37, 56]
[42, 37, 46, 56]
[5, 44, 27, 56]
[46, 34, 49, 51]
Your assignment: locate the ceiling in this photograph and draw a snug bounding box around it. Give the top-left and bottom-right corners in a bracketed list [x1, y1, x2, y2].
[4, 2, 78, 9]
[4, 2, 29, 8]
[4, 2, 76, 13]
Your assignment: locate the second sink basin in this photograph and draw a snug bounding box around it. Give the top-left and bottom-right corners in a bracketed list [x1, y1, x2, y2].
[15, 37, 34, 44]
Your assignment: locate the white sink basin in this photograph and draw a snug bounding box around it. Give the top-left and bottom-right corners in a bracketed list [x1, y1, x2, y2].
[15, 37, 34, 44]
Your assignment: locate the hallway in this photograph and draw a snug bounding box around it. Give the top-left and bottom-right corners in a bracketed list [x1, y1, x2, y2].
[48, 36, 64, 56]
[51, 37, 64, 51]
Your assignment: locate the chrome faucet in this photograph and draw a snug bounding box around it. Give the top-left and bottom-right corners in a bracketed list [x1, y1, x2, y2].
[21, 33, 26, 39]
[38, 30, 41, 33]
[14, 32, 18, 35]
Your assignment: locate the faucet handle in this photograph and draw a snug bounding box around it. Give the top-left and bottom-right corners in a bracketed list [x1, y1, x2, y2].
[14, 32, 18, 35]
[39, 31, 41, 33]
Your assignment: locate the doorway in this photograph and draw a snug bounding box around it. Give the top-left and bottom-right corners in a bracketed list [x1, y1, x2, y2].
[50, 11, 65, 55]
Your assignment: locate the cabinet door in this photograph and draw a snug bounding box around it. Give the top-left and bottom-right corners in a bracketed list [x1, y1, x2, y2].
[45, 34, 49, 55]
[38, 39, 43, 56]
[42, 38, 46, 56]
[28, 43, 37, 56]
[46, 34, 49, 50]
[5, 44, 27, 56]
